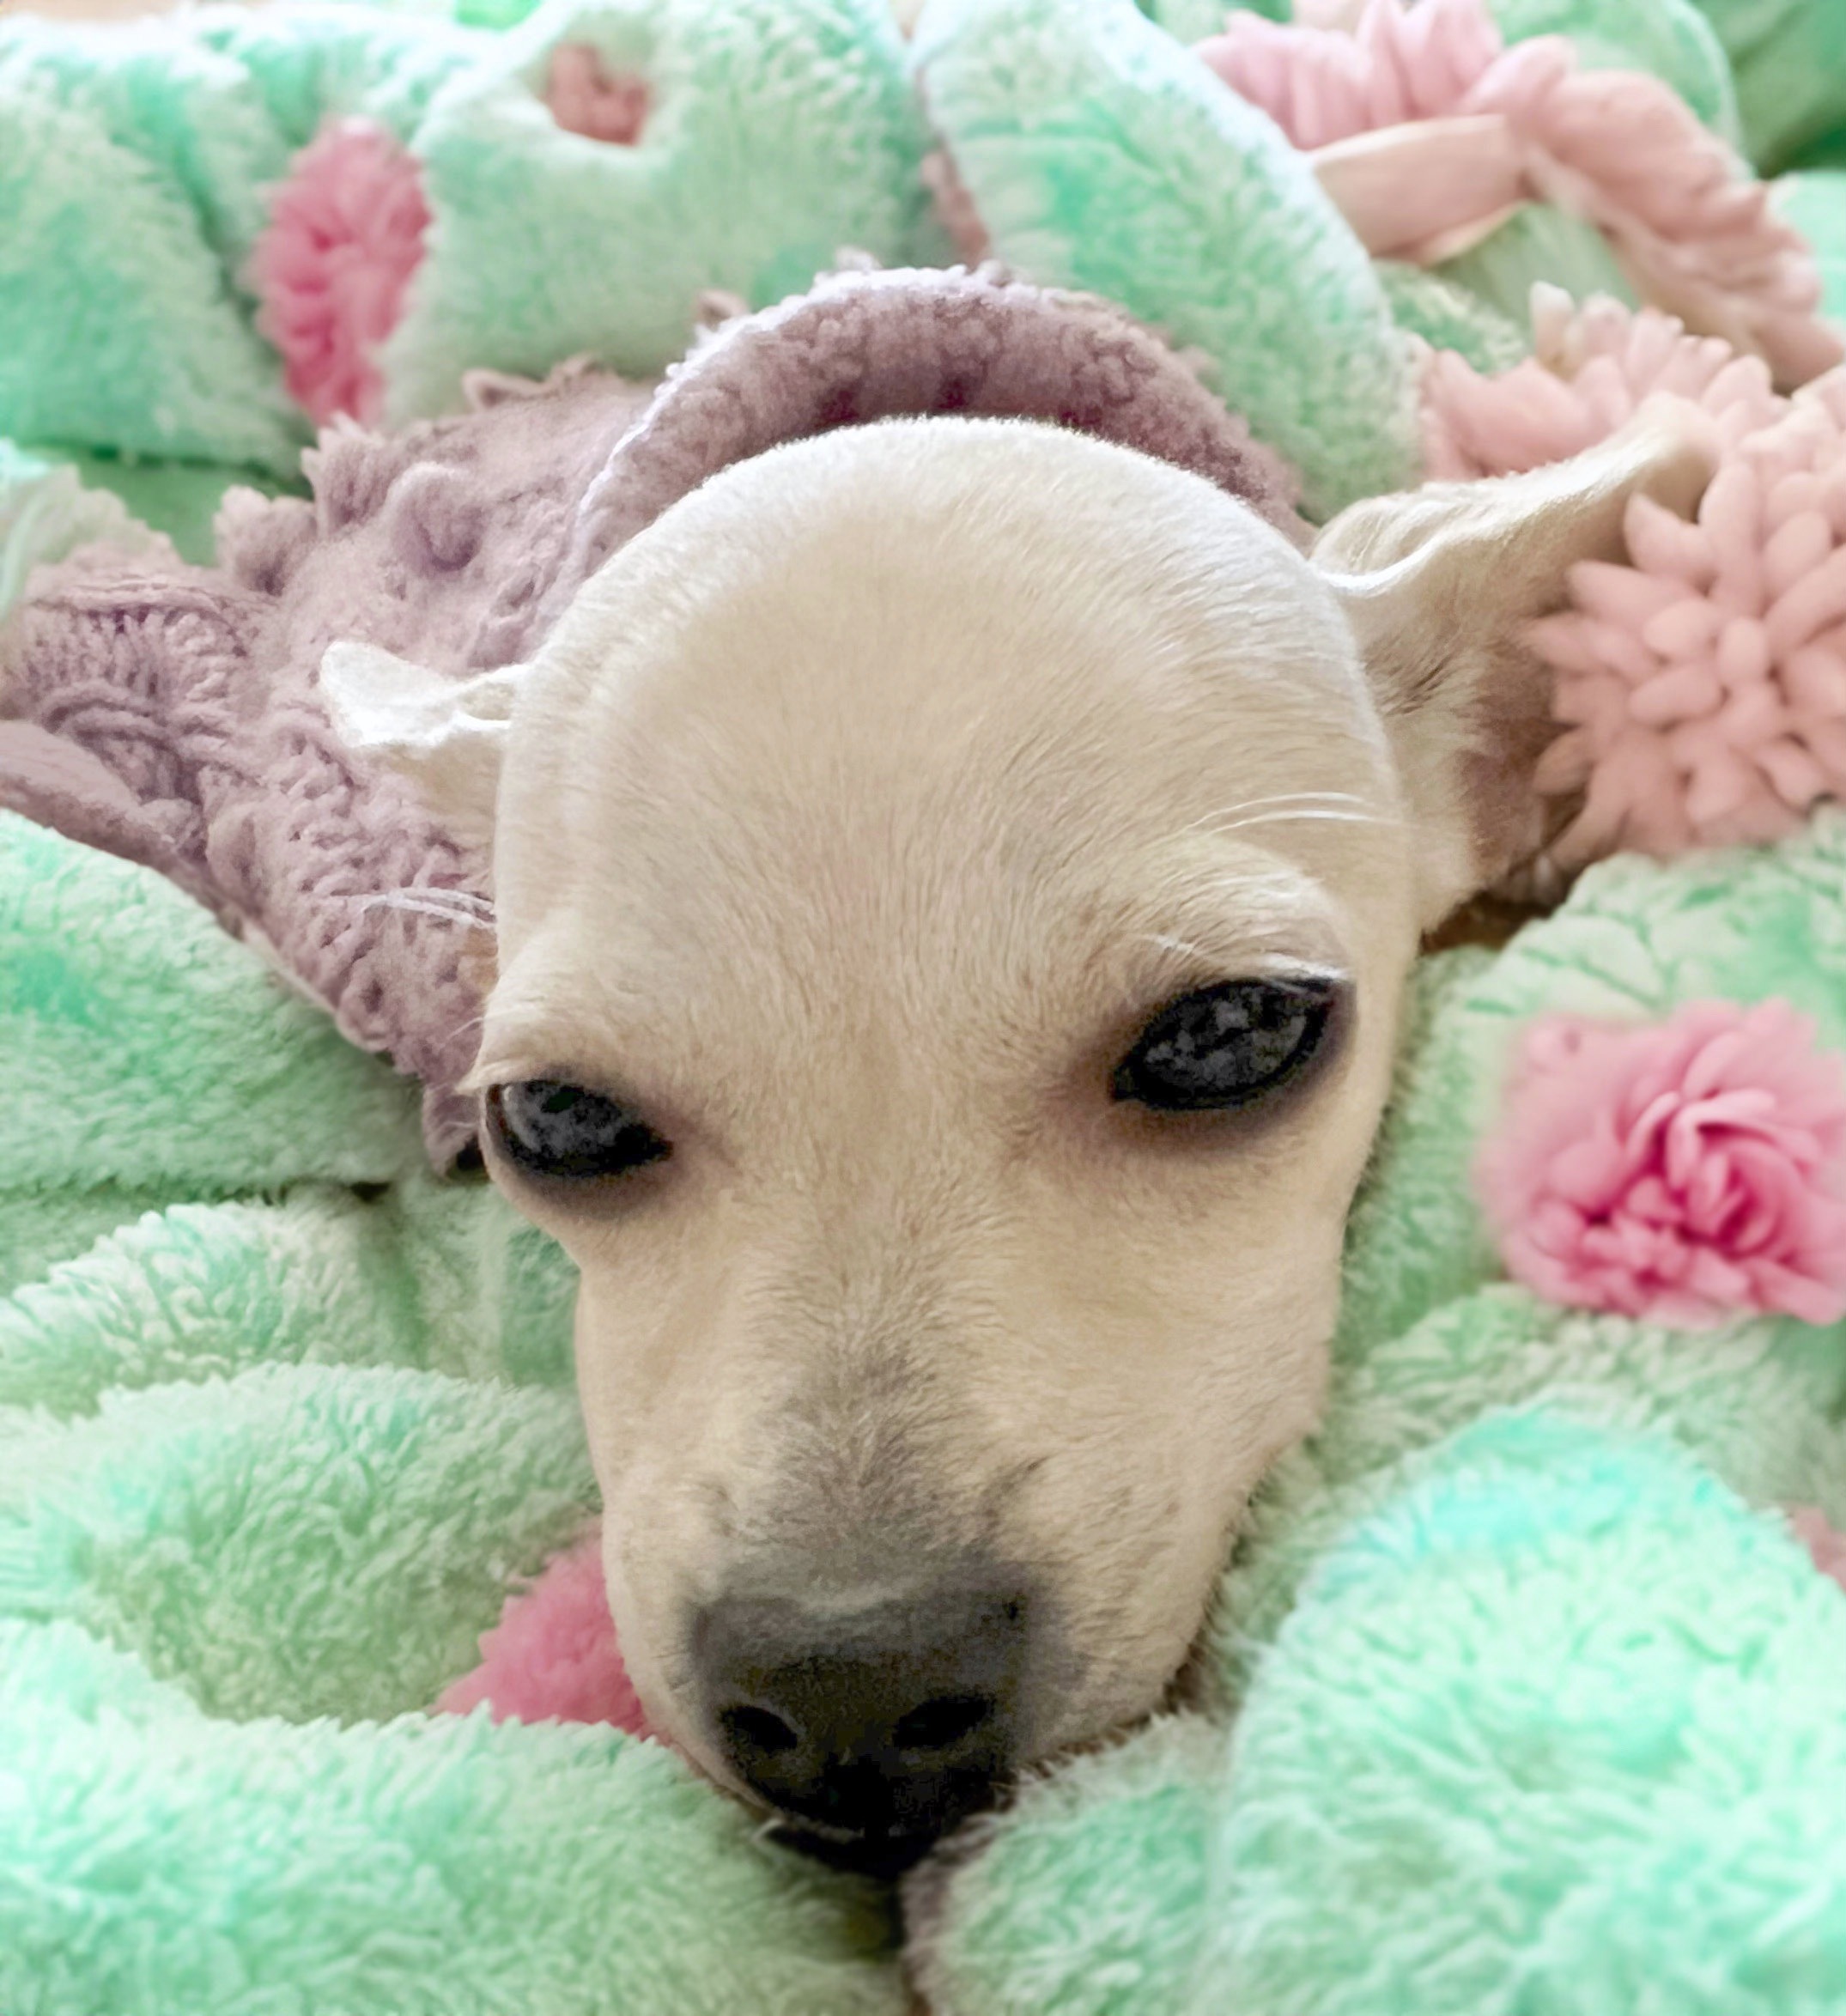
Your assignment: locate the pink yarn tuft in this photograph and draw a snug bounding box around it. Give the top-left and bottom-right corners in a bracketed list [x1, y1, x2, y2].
[1528, 363, 1846, 861]
[1788, 1506, 1846, 1591]
[1199, 0, 1840, 386]
[1477, 999, 1846, 1330]
[435, 1533, 650, 1735]
[545, 43, 650, 145]
[1202, 0, 1504, 150]
[1423, 285, 1784, 482]
[1416, 292, 1846, 864]
[251, 119, 430, 428]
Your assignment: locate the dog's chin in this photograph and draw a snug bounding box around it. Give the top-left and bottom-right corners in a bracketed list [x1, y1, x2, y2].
[769, 1820, 950, 1883]
[752, 1772, 1023, 1883]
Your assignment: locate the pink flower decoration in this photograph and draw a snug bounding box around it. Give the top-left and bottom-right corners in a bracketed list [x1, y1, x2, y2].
[1413, 292, 1846, 866]
[1423, 285, 1784, 483]
[435, 1532, 650, 1735]
[1198, 0, 1841, 387]
[1202, 0, 1504, 150]
[545, 43, 650, 146]
[251, 119, 430, 428]
[1529, 365, 1846, 862]
[1477, 999, 1846, 1329]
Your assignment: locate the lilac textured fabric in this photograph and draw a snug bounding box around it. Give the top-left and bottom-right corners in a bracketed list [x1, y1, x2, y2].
[0, 267, 1300, 1165]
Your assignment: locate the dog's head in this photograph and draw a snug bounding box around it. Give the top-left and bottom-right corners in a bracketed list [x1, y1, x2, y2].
[331, 410, 1708, 1872]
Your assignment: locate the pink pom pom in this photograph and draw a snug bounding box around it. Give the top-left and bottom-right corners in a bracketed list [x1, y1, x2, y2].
[435, 1533, 650, 1735]
[1423, 287, 1784, 483]
[1198, 0, 1839, 386]
[1477, 999, 1846, 1329]
[1519, 353, 1846, 863]
[1200, 0, 1500, 148]
[250, 119, 430, 428]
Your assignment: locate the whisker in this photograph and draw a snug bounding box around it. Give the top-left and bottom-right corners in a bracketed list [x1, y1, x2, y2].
[355, 889, 496, 926]
[1180, 792, 1406, 840]
[1181, 790, 1372, 832]
[1205, 806, 1401, 837]
[362, 886, 494, 912]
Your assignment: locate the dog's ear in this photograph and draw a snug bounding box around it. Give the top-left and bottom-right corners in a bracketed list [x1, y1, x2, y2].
[1313, 404, 1715, 931]
[319, 641, 521, 855]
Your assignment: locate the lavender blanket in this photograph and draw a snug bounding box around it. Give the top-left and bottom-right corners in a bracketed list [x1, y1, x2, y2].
[0, 267, 1298, 1163]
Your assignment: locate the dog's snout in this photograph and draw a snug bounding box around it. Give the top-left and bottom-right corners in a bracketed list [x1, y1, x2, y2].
[694, 1582, 1029, 1876]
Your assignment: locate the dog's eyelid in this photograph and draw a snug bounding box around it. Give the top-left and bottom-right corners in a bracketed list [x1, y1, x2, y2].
[468, 1057, 708, 1168]
[1135, 964, 1350, 1024]
[461, 1058, 585, 1100]
[1128, 896, 1353, 991]
[470, 1060, 643, 1107]
[460, 1060, 527, 1096]
[1254, 958, 1351, 998]
[1127, 950, 1351, 1017]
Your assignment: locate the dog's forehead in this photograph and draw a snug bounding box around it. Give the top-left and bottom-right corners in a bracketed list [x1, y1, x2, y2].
[497, 423, 1391, 912]
[483, 423, 1407, 1091]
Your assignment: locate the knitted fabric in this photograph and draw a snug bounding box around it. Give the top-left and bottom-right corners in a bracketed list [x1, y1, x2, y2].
[0, 266, 1298, 1164]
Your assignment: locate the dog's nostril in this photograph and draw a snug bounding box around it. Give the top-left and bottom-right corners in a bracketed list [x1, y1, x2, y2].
[720, 1703, 801, 1757]
[891, 1692, 992, 1752]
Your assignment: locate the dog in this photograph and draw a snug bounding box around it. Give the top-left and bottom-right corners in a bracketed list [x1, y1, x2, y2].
[326, 404, 1711, 1874]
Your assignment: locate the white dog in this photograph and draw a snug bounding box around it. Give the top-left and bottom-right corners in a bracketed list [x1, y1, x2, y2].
[330, 407, 1709, 1873]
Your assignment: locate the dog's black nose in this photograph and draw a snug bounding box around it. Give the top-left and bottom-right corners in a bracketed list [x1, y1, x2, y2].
[695, 1582, 1029, 1877]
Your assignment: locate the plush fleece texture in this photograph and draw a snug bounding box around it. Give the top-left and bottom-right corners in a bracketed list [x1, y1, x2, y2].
[0, 7, 471, 475]
[1202, 0, 1840, 388]
[1685, 0, 1846, 172]
[912, 0, 1423, 519]
[3, 0, 1838, 528]
[0, 0, 934, 471]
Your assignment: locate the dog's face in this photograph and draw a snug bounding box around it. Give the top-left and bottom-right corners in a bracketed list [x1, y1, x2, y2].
[330, 411, 1708, 1871]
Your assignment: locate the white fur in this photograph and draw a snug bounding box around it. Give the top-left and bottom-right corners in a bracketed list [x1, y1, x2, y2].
[331, 410, 1713, 1810]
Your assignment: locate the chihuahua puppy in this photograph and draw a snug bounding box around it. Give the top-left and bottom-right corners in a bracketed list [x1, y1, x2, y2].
[328, 404, 1709, 1874]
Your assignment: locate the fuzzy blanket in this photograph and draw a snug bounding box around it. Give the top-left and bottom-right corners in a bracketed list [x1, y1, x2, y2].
[9, 0, 1846, 2012]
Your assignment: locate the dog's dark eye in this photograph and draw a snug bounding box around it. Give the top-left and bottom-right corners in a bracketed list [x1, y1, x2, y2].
[1112, 978, 1338, 1112]
[485, 1079, 670, 1179]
